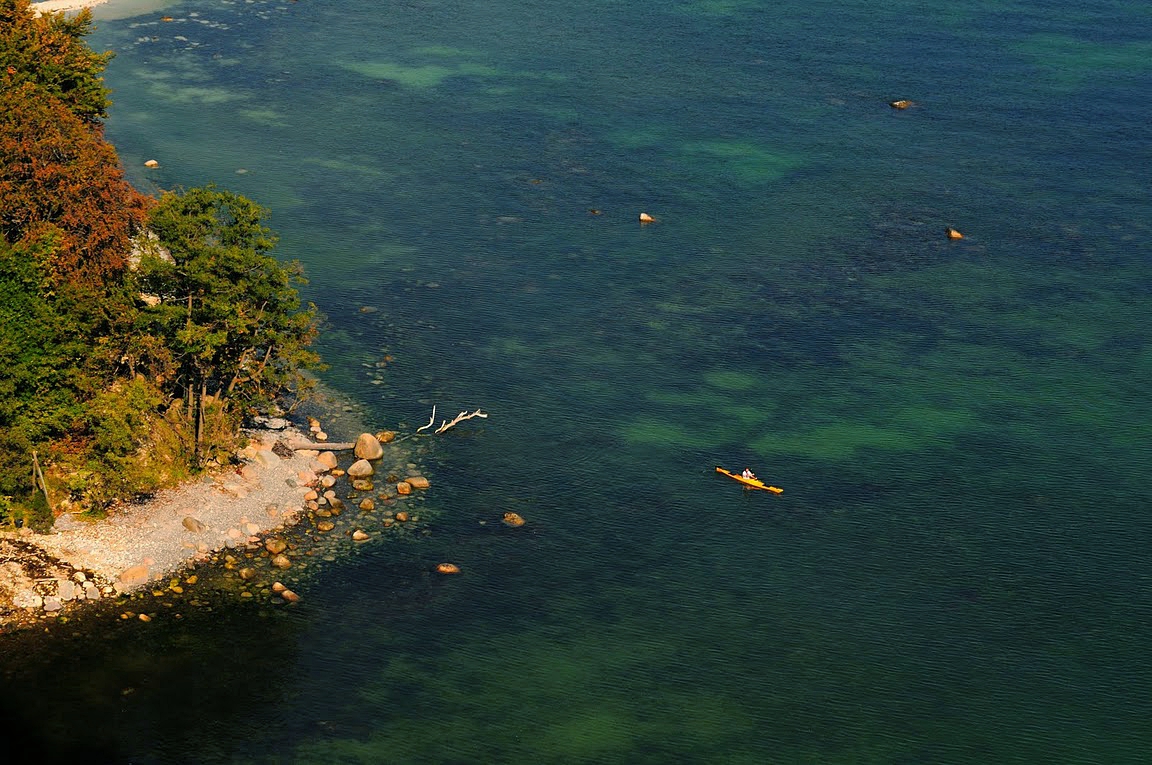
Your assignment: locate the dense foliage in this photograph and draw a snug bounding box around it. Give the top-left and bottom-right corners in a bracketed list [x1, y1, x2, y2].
[0, 2, 321, 527]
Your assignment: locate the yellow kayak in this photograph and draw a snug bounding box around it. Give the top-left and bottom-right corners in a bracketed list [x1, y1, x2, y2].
[715, 466, 783, 494]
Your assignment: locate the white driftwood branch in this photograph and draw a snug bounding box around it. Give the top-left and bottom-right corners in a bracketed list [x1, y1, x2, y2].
[434, 408, 489, 434]
[416, 405, 437, 433]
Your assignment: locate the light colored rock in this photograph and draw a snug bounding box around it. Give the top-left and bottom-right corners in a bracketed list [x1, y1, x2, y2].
[347, 459, 374, 478]
[57, 580, 77, 601]
[254, 450, 281, 468]
[296, 470, 318, 486]
[222, 483, 250, 499]
[271, 554, 292, 569]
[359, 498, 375, 511]
[352, 530, 370, 541]
[43, 596, 63, 612]
[320, 475, 337, 488]
[281, 589, 300, 602]
[316, 451, 339, 470]
[252, 416, 290, 430]
[271, 581, 286, 593]
[265, 538, 287, 555]
[243, 523, 260, 536]
[119, 564, 151, 587]
[354, 433, 384, 460]
[13, 590, 43, 609]
[406, 476, 430, 490]
[182, 516, 206, 533]
[375, 430, 396, 444]
[396, 481, 412, 495]
[144, 159, 159, 168]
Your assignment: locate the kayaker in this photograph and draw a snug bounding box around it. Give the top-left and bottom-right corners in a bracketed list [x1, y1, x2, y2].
[742, 468, 756, 480]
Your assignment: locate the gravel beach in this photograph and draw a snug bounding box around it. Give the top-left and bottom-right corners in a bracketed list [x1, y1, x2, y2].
[0, 426, 322, 628]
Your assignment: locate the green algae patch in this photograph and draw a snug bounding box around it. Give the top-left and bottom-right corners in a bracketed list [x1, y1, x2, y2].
[340, 60, 500, 88]
[620, 418, 698, 447]
[753, 422, 913, 461]
[705, 370, 760, 391]
[238, 108, 288, 127]
[540, 707, 635, 757]
[679, 141, 804, 184]
[1015, 34, 1152, 88]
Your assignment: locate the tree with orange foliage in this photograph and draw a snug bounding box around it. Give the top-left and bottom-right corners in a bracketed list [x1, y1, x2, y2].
[0, 0, 113, 125]
[0, 81, 150, 287]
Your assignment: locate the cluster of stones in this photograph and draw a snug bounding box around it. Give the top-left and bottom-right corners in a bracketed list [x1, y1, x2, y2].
[8, 565, 113, 615]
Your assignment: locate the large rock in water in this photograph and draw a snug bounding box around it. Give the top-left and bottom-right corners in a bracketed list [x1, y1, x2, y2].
[354, 433, 384, 460]
[347, 459, 374, 478]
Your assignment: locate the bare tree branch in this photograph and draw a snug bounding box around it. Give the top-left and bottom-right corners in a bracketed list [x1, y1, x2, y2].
[416, 405, 437, 433]
[434, 408, 488, 434]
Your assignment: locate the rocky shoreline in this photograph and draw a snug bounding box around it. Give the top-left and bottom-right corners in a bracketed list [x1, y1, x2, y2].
[0, 421, 427, 631]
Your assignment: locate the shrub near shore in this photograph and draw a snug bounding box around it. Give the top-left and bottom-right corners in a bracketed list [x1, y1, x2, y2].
[0, 0, 321, 526]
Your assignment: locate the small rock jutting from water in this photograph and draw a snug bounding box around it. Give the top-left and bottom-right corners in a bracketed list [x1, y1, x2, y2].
[352, 530, 370, 541]
[271, 581, 286, 593]
[436, 563, 461, 574]
[271, 554, 292, 569]
[889, 99, 913, 110]
[395, 511, 409, 523]
[502, 512, 525, 528]
[144, 159, 159, 168]
[317, 521, 335, 532]
[396, 481, 412, 495]
[639, 212, 656, 224]
[354, 433, 384, 460]
[265, 538, 287, 555]
[281, 589, 300, 602]
[946, 227, 964, 240]
[406, 475, 430, 490]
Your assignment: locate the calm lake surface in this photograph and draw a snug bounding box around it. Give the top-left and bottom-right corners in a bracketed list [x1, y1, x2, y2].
[3, 0, 1151, 762]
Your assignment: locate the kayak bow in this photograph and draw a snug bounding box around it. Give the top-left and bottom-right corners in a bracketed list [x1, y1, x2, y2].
[715, 466, 783, 494]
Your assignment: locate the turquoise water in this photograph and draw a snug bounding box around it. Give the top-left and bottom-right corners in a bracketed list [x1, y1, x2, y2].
[3, 0, 1152, 761]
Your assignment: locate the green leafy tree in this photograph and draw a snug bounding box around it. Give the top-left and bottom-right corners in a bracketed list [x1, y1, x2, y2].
[136, 186, 323, 460]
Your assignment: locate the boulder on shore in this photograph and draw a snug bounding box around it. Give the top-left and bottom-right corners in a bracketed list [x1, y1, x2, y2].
[119, 564, 151, 587]
[354, 433, 384, 460]
[182, 516, 206, 533]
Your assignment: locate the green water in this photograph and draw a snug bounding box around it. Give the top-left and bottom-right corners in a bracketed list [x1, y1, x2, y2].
[2, 0, 1151, 762]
